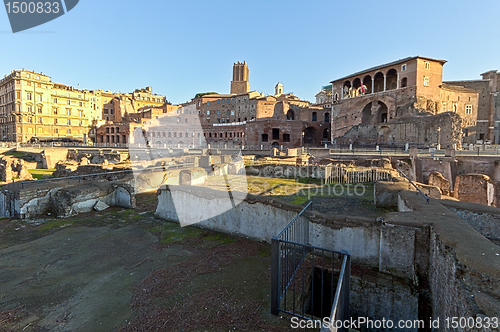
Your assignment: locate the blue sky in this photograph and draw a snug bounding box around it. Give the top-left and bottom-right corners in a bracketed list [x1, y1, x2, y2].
[1, 0, 499, 104]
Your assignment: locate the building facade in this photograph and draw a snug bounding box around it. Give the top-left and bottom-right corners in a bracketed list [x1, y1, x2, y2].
[445, 70, 500, 144]
[0, 70, 95, 143]
[328, 56, 480, 147]
[0, 69, 167, 144]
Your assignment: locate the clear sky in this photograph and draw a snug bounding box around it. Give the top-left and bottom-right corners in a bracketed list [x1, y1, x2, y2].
[1, 0, 499, 104]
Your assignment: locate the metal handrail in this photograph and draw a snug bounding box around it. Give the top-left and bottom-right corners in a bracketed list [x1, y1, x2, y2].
[276, 201, 312, 239]
[396, 168, 429, 204]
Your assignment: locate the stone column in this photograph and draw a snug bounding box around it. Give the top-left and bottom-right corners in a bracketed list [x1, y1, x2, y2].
[383, 75, 387, 92]
[397, 72, 400, 89]
[372, 78, 375, 94]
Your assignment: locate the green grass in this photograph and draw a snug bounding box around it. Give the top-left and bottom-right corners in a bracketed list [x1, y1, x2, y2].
[159, 222, 204, 244]
[3, 151, 26, 158]
[28, 169, 56, 180]
[39, 219, 74, 232]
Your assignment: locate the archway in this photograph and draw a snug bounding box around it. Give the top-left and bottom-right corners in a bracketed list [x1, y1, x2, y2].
[374, 72, 384, 93]
[361, 103, 372, 124]
[271, 142, 280, 149]
[343, 81, 352, 98]
[401, 77, 408, 88]
[323, 128, 329, 141]
[386, 69, 398, 90]
[303, 127, 316, 144]
[376, 102, 389, 123]
[286, 110, 295, 120]
[352, 78, 361, 96]
[363, 75, 372, 94]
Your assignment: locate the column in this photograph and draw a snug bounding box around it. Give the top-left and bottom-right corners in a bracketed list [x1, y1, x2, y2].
[372, 78, 375, 94]
[397, 72, 400, 89]
[383, 75, 387, 91]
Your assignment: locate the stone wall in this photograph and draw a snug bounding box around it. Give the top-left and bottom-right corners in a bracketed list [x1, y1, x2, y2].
[441, 200, 500, 245]
[0, 156, 34, 182]
[428, 171, 450, 195]
[454, 173, 494, 206]
[155, 182, 500, 330]
[50, 182, 135, 218]
[0, 175, 135, 219]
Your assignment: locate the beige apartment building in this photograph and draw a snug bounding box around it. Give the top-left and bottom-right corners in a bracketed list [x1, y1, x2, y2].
[0, 69, 167, 143]
[0, 70, 94, 143]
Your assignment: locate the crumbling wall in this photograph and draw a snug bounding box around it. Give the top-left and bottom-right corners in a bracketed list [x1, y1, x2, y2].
[428, 171, 451, 195]
[49, 182, 135, 218]
[454, 173, 494, 206]
[0, 156, 34, 182]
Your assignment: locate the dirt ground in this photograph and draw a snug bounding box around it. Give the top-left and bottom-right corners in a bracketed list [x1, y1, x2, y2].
[0, 193, 302, 332]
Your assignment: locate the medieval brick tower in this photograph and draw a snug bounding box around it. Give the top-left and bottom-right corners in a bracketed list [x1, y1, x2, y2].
[230, 61, 250, 95]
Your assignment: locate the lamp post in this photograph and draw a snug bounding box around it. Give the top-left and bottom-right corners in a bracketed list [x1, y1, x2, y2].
[437, 127, 441, 150]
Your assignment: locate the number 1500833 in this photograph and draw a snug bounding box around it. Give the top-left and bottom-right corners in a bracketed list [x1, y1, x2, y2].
[5, 2, 60, 14]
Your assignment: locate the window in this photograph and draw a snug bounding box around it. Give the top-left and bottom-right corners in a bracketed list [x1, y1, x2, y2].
[424, 62, 430, 70]
[28, 116, 32, 123]
[206, 110, 210, 115]
[227, 110, 230, 115]
[272, 128, 280, 140]
[67, 109, 71, 116]
[54, 118, 58, 125]
[54, 128, 58, 134]
[217, 110, 220, 115]
[283, 134, 290, 142]
[312, 112, 317, 121]
[401, 64, 407, 71]
[67, 129, 71, 134]
[79, 110, 83, 117]
[207, 101, 210, 106]
[423, 76, 429, 87]
[38, 117, 42, 124]
[442, 102, 447, 112]
[79, 120, 83, 126]
[53, 97, 58, 103]
[465, 105, 473, 114]
[53, 108, 58, 115]
[261, 134, 268, 142]
[67, 100, 71, 105]
[27, 92, 32, 100]
[79, 102, 83, 107]
[67, 119, 71, 125]
[324, 113, 330, 123]
[37, 94, 42, 102]
[27, 105, 32, 113]
[231, 110, 235, 116]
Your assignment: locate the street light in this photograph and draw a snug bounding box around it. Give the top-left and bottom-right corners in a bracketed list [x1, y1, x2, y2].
[437, 127, 441, 150]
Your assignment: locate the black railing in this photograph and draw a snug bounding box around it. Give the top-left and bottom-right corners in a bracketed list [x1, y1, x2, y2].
[271, 202, 350, 331]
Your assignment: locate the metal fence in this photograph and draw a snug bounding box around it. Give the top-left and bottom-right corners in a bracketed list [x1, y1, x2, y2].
[325, 165, 393, 184]
[271, 202, 350, 330]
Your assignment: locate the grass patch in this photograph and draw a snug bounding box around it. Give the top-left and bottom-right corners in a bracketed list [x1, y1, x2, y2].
[3, 151, 26, 158]
[28, 168, 56, 180]
[39, 219, 74, 232]
[202, 232, 237, 244]
[159, 222, 204, 244]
